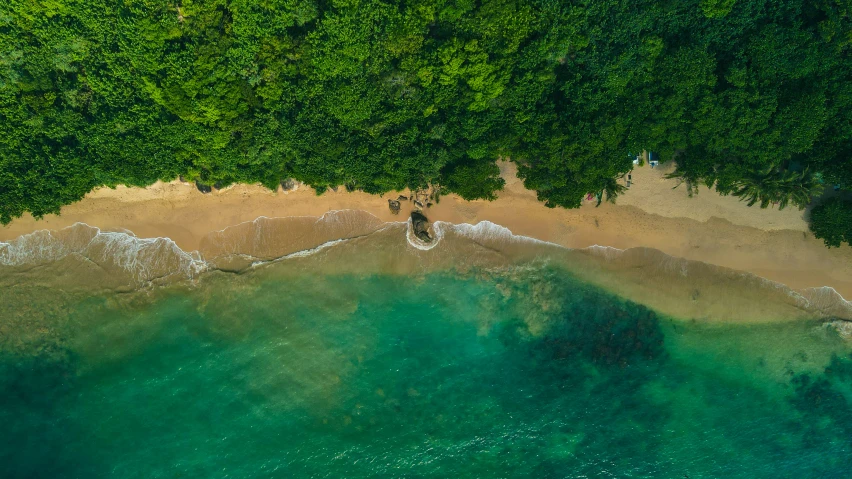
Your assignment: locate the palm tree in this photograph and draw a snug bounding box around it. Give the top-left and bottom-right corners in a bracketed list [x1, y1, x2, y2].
[595, 177, 627, 206]
[731, 167, 822, 210]
[665, 166, 701, 198]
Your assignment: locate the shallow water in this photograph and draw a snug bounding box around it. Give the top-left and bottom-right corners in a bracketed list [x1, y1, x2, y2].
[1, 216, 851, 478]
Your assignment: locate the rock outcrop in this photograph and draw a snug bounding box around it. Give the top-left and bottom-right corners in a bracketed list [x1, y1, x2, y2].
[195, 181, 212, 194]
[410, 211, 432, 242]
[388, 199, 401, 215]
[280, 178, 297, 191]
[410, 187, 438, 208]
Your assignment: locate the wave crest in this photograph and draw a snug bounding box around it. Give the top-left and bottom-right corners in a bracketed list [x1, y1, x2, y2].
[0, 223, 206, 286]
[2, 214, 851, 324]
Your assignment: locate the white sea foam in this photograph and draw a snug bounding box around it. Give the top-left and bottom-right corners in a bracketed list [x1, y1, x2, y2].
[0, 223, 207, 286]
[0, 213, 400, 285]
[249, 232, 389, 267]
[206, 210, 402, 237]
[204, 210, 404, 262]
[582, 244, 625, 261]
[826, 319, 852, 340]
[406, 218, 444, 250]
[797, 286, 852, 318]
[406, 219, 561, 251]
[444, 220, 561, 247]
[3, 216, 851, 322]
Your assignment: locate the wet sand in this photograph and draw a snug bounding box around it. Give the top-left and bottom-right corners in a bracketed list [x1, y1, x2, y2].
[2, 161, 851, 298]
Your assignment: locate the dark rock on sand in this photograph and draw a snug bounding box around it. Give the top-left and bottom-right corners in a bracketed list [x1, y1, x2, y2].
[411, 211, 432, 242]
[388, 199, 401, 215]
[195, 181, 212, 194]
[280, 178, 297, 191]
[397, 195, 409, 201]
[414, 200, 424, 208]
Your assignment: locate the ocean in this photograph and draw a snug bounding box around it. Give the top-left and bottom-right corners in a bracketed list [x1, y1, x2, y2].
[1, 212, 850, 478]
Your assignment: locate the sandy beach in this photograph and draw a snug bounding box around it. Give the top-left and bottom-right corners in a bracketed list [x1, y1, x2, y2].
[3, 161, 852, 298]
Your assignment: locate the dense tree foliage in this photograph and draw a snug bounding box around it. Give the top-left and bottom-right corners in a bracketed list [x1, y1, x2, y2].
[810, 197, 852, 247]
[0, 0, 850, 225]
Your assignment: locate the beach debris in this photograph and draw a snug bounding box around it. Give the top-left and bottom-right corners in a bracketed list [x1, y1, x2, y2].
[388, 199, 401, 215]
[280, 178, 297, 191]
[410, 211, 432, 243]
[195, 181, 212, 194]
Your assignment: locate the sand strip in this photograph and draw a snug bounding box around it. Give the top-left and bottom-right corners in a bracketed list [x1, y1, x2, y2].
[3, 162, 851, 298]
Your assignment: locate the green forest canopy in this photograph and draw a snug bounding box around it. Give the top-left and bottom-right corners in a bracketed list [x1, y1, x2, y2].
[0, 0, 850, 229]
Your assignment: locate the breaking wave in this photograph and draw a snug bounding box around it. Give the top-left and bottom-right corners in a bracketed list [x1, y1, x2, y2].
[0, 223, 207, 286]
[441, 220, 559, 247]
[2, 211, 851, 325]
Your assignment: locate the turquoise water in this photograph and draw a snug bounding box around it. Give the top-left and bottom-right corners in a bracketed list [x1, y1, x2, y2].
[2, 249, 851, 477]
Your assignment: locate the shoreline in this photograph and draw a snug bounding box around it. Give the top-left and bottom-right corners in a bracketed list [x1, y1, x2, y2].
[3, 161, 852, 298]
